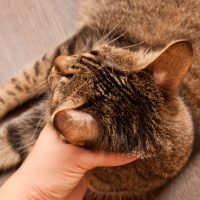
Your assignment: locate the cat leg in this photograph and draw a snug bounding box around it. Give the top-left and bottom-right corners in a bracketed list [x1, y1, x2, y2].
[0, 126, 21, 171]
[0, 25, 97, 119]
[0, 47, 62, 119]
[0, 101, 46, 171]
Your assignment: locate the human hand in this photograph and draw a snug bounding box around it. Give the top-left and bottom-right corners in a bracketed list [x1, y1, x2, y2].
[0, 123, 138, 200]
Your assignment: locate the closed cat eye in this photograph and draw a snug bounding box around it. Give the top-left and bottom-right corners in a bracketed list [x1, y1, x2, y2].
[89, 50, 99, 56]
[64, 73, 74, 79]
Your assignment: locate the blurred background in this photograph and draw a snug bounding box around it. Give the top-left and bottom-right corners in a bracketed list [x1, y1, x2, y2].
[0, 0, 79, 84]
[0, 1, 200, 199]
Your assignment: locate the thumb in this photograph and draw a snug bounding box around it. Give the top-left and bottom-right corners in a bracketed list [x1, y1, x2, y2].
[78, 150, 138, 171]
[40, 123, 138, 170]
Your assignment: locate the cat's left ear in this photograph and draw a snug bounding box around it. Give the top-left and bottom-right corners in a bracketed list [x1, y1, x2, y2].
[145, 40, 193, 94]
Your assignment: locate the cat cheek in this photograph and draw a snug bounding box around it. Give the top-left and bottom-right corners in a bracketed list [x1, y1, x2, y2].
[53, 110, 99, 146]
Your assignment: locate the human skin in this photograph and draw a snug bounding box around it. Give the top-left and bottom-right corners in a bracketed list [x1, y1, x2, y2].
[0, 123, 138, 200]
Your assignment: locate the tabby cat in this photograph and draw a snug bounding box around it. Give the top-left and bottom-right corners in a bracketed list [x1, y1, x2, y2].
[0, 0, 199, 199]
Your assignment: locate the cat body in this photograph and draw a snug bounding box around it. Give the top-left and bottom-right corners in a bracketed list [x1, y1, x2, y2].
[0, 0, 199, 199]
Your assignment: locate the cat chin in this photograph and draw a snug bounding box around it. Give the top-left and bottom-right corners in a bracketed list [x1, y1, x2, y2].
[52, 109, 99, 145]
[86, 170, 134, 197]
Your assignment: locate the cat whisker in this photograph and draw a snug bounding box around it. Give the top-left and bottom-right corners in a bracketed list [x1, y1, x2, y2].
[107, 31, 127, 45]
[101, 0, 116, 38]
[99, 16, 124, 43]
[121, 42, 144, 49]
[22, 80, 47, 95]
[15, 141, 35, 151]
[0, 135, 34, 152]
[23, 83, 47, 98]
[95, 16, 101, 39]
[31, 111, 46, 140]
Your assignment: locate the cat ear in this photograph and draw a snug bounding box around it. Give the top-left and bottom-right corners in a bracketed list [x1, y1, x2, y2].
[147, 40, 193, 94]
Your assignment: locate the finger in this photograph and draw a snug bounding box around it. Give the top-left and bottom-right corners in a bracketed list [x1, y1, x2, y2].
[78, 150, 138, 170]
[56, 142, 138, 170]
[38, 123, 61, 142]
[40, 124, 138, 169]
[90, 152, 138, 168]
[66, 177, 87, 200]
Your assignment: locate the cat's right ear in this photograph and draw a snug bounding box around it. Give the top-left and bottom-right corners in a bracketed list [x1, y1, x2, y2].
[144, 40, 193, 95]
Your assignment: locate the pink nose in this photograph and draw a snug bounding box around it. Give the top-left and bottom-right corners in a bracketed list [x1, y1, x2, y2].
[53, 55, 71, 73]
[53, 55, 81, 76]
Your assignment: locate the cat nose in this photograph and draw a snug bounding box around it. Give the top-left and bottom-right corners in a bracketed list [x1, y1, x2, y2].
[52, 55, 83, 80]
[54, 55, 68, 69]
[53, 55, 76, 74]
[53, 55, 82, 76]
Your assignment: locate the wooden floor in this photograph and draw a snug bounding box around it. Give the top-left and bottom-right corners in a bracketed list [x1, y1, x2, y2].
[0, 0, 79, 84]
[0, 1, 200, 199]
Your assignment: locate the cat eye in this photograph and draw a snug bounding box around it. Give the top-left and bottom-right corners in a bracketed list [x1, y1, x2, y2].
[71, 65, 80, 70]
[89, 50, 99, 56]
[64, 73, 74, 79]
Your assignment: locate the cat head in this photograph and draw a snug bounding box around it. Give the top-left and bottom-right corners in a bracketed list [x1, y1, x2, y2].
[48, 40, 193, 154]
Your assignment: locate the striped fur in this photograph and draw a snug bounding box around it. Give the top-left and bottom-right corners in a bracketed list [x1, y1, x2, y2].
[0, 0, 199, 199]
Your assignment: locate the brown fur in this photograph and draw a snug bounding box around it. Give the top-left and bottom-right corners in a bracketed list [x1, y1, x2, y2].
[0, 0, 199, 199]
[49, 42, 193, 199]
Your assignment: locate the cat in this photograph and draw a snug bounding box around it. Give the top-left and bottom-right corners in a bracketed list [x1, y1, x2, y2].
[0, 0, 199, 199]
